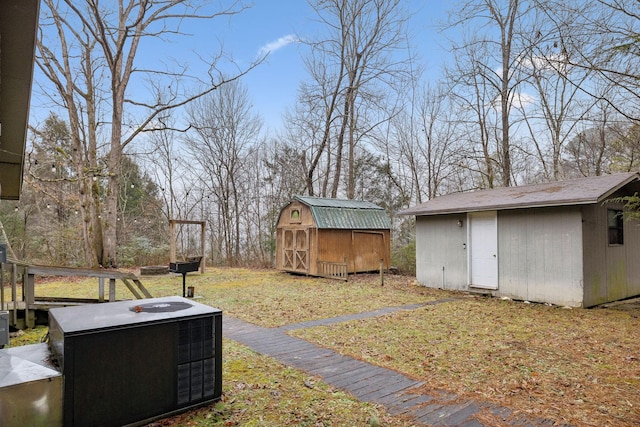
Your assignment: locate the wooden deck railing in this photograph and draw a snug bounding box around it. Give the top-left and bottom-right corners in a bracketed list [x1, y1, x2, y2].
[1, 261, 152, 329]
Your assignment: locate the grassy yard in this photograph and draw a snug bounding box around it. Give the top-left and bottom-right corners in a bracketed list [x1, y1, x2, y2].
[12, 267, 640, 426]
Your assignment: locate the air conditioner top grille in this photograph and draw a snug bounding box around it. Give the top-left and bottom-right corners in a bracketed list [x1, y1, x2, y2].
[130, 301, 192, 313]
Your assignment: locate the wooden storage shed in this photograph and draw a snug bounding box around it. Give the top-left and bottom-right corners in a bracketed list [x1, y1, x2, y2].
[276, 196, 391, 279]
[400, 173, 640, 307]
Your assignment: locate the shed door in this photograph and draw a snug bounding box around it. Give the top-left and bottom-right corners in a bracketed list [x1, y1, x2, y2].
[282, 228, 308, 273]
[352, 231, 385, 272]
[468, 211, 498, 289]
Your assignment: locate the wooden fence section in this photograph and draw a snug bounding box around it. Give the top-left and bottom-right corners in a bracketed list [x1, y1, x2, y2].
[317, 261, 348, 281]
[1, 262, 152, 329]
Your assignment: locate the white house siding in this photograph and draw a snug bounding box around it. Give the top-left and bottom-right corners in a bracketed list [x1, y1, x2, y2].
[498, 207, 584, 307]
[415, 214, 467, 289]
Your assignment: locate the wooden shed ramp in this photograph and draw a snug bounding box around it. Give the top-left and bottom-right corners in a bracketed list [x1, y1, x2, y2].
[1, 261, 152, 329]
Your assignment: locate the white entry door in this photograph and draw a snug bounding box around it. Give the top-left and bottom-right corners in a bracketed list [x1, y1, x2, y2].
[468, 211, 498, 289]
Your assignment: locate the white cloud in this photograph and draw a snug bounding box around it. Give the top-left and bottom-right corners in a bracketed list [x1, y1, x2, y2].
[258, 34, 299, 57]
[511, 92, 537, 109]
[490, 91, 537, 111]
[519, 53, 569, 72]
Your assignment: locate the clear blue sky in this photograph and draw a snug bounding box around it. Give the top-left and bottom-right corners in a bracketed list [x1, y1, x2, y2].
[30, 1, 450, 134]
[221, 0, 317, 130]
[208, 0, 450, 132]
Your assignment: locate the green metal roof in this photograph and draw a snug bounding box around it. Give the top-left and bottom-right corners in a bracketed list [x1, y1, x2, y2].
[293, 196, 391, 230]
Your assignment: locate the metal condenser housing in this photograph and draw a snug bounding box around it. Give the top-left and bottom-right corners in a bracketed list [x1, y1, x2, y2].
[48, 296, 222, 427]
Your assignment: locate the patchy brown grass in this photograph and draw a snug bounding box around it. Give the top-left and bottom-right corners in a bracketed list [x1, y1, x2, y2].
[148, 340, 414, 427]
[291, 295, 640, 427]
[23, 267, 640, 426]
[32, 268, 441, 327]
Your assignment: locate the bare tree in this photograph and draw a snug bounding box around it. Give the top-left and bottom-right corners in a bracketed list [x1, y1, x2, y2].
[262, 136, 308, 204]
[143, 119, 192, 223]
[185, 79, 262, 266]
[35, 0, 256, 267]
[554, 0, 640, 122]
[439, 0, 640, 188]
[445, 40, 501, 188]
[609, 123, 640, 172]
[445, 0, 533, 187]
[513, 2, 597, 181]
[563, 99, 619, 177]
[287, 80, 333, 197]
[387, 83, 461, 204]
[298, 0, 410, 198]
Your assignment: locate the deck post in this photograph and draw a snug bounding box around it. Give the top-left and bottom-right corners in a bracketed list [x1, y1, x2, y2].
[24, 269, 36, 328]
[11, 263, 17, 326]
[200, 221, 206, 273]
[25, 271, 35, 306]
[99, 277, 105, 302]
[109, 278, 116, 302]
[25, 271, 34, 327]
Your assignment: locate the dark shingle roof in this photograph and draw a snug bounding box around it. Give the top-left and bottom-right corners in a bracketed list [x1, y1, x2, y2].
[293, 196, 391, 229]
[399, 173, 640, 216]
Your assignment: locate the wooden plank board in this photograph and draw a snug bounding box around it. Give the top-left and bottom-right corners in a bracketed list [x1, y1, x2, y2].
[27, 265, 136, 279]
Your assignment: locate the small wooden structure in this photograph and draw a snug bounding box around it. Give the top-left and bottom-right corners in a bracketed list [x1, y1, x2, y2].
[276, 196, 391, 280]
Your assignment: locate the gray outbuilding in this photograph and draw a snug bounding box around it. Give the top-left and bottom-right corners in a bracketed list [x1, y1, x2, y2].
[400, 172, 640, 307]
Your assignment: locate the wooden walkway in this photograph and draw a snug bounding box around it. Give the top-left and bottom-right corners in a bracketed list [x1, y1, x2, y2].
[223, 301, 572, 427]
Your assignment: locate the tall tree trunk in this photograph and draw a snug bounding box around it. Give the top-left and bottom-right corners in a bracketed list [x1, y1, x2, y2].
[498, 0, 519, 187]
[36, 0, 252, 268]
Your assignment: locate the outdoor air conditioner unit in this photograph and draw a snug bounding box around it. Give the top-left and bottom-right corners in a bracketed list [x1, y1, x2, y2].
[48, 296, 222, 427]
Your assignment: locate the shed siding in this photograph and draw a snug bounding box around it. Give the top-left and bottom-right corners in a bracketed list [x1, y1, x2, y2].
[281, 202, 314, 227]
[316, 230, 351, 269]
[582, 202, 640, 307]
[415, 214, 467, 289]
[498, 207, 583, 307]
[276, 202, 316, 273]
[582, 204, 611, 306]
[624, 218, 640, 302]
[316, 230, 390, 273]
[276, 198, 391, 276]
